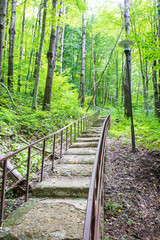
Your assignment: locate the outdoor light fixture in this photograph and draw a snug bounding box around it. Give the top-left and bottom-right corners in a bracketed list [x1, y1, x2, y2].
[118, 39, 136, 152]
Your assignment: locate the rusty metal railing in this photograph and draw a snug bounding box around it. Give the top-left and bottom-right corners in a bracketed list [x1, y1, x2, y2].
[83, 114, 111, 240]
[0, 110, 100, 225]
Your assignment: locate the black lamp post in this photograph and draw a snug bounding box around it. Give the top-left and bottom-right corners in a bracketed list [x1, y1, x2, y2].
[118, 40, 136, 152]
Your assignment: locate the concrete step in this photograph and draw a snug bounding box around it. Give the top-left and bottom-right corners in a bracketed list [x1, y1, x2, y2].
[57, 155, 95, 165]
[79, 133, 101, 138]
[53, 164, 93, 177]
[70, 142, 98, 148]
[64, 148, 97, 155]
[32, 177, 90, 198]
[85, 129, 101, 134]
[75, 137, 99, 142]
[2, 198, 87, 240]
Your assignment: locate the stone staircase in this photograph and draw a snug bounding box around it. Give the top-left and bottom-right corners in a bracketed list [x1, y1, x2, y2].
[0, 117, 106, 240]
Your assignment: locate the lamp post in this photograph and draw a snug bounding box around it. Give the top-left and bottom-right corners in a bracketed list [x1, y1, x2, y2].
[118, 40, 136, 152]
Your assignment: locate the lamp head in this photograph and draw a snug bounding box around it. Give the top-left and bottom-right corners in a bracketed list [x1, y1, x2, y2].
[118, 40, 134, 51]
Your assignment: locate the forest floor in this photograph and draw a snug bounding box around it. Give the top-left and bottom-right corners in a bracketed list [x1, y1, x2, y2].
[104, 137, 160, 240]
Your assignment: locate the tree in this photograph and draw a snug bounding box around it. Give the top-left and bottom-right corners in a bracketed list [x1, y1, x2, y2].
[17, 0, 27, 92]
[0, 0, 7, 79]
[32, 0, 47, 110]
[43, 0, 63, 110]
[7, 0, 16, 92]
[157, 0, 160, 118]
[79, 8, 86, 107]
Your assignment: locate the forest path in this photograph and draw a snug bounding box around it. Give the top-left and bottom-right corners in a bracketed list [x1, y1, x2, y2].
[1, 117, 106, 240]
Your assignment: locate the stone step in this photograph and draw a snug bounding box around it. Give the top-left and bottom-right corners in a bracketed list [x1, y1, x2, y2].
[75, 137, 99, 142]
[85, 129, 101, 134]
[32, 177, 90, 198]
[79, 133, 100, 138]
[57, 155, 95, 165]
[64, 148, 97, 155]
[70, 142, 98, 148]
[2, 198, 87, 240]
[53, 164, 93, 177]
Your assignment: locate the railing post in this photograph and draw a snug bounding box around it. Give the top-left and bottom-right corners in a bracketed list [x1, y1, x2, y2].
[41, 139, 46, 182]
[66, 128, 68, 150]
[74, 122, 76, 142]
[52, 134, 56, 170]
[83, 119, 85, 132]
[25, 147, 31, 202]
[70, 125, 72, 146]
[0, 159, 7, 226]
[60, 130, 63, 158]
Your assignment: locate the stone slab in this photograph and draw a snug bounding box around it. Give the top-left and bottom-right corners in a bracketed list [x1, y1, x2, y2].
[58, 155, 95, 165]
[64, 148, 97, 155]
[70, 142, 98, 148]
[1, 198, 87, 240]
[75, 137, 99, 142]
[79, 133, 101, 138]
[32, 177, 90, 198]
[53, 164, 93, 177]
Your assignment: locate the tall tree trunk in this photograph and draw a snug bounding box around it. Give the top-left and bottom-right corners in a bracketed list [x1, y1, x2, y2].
[26, 7, 41, 93]
[103, 76, 106, 106]
[157, 0, 160, 118]
[124, 0, 131, 117]
[92, 36, 96, 106]
[60, 3, 65, 76]
[79, 11, 86, 107]
[121, 52, 124, 104]
[17, 0, 26, 92]
[43, 0, 63, 110]
[0, 0, 7, 80]
[2, 0, 9, 82]
[138, 46, 149, 114]
[116, 51, 119, 104]
[7, 0, 16, 92]
[152, 60, 158, 116]
[32, 0, 47, 110]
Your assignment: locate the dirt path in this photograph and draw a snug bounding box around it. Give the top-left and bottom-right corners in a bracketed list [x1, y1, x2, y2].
[104, 137, 160, 240]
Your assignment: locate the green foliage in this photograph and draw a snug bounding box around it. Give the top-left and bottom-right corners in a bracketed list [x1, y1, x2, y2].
[101, 105, 160, 151]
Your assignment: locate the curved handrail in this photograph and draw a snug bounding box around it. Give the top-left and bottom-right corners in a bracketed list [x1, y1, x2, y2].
[83, 114, 111, 240]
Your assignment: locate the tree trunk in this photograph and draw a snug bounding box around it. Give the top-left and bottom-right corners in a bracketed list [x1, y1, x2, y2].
[26, 7, 42, 93]
[92, 36, 96, 106]
[121, 52, 124, 104]
[43, 0, 62, 110]
[116, 51, 119, 104]
[2, 0, 9, 82]
[32, 0, 47, 110]
[157, 0, 160, 118]
[17, 0, 26, 92]
[0, 0, 7, 79]
[7, 0, 16, 92]
[79, 11, 86, 107]
[152, 60, 158, 116]
[138, 46, 149, 114]
[124, 0, 131, 117]
[60, 3, 65, 76]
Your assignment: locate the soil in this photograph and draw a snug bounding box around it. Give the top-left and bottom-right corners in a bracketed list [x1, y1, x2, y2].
[104, 137, 160, 240]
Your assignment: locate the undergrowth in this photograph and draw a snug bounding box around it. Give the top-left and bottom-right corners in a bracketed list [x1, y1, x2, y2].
[101, 104, 160, 151]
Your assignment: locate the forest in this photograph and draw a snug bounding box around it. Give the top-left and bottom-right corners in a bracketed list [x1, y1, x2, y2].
[0, 0, 160, 238]
[0, 0, 160, 152]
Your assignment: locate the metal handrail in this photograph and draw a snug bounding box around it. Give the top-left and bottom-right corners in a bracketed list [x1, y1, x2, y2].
[0, 110, 100, 225]
[83, 114, 111, 240]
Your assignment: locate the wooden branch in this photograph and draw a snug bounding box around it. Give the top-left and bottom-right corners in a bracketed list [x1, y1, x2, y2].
[86, 26, 124, 112]
[0, 82, 17, 108]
